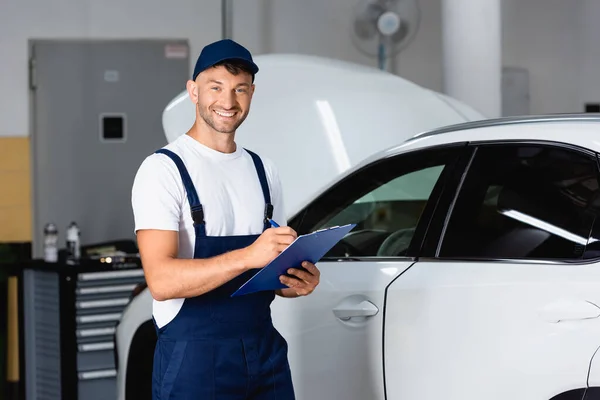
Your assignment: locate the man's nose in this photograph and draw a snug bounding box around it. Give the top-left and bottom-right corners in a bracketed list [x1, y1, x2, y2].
[219, 90, 236, 109]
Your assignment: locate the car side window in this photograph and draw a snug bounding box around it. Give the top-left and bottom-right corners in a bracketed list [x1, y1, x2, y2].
[439, 144, 600, 260]
[290, 146, 463, 258]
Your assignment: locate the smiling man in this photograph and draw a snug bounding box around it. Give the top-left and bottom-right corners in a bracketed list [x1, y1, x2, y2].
[131, 39, 320, 400]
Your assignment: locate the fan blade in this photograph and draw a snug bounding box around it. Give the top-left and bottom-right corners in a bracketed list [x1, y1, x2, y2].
[390, 18, 409, 43]
[354, 19, 378, 40]
[353, 2, 385, 40]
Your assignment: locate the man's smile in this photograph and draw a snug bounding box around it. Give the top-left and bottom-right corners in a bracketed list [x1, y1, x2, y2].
[214, 110, 237, 118]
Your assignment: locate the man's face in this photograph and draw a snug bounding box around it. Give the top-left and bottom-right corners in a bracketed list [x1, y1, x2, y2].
[193, 65, 254, 134]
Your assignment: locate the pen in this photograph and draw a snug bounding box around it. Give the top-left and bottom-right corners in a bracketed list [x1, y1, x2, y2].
[268, 219, 280, 228]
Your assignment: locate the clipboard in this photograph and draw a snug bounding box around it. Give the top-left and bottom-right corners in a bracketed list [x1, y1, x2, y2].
[231, 223, 356, 297]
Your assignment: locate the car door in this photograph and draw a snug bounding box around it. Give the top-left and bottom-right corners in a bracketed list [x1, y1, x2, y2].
[269, 143, 470, 400]
[384, 141, 600, 400]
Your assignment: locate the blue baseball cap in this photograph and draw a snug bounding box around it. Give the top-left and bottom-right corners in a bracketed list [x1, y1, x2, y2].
[192, 39, 259, 81]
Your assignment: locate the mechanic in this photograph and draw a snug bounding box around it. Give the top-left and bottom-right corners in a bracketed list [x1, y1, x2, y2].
[131, 39, 320, 400]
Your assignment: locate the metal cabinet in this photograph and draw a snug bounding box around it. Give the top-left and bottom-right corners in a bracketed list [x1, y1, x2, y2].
[13, 257, 145, 400]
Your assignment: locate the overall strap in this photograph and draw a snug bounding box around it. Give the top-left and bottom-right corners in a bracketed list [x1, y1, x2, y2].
[245, 149, 273, 231]
[155, 149, 206, 236]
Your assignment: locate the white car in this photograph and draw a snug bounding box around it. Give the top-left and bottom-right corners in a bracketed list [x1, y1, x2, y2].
[270, 113, 600, 400]
[115, 53, 487, 400]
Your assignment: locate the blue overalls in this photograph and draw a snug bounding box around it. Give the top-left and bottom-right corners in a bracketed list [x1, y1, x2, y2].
[151, 148, 295, 400]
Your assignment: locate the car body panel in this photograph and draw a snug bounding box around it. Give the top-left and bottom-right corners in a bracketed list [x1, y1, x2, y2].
[385, 260, 600, 400]
[271, 260, 415, 400]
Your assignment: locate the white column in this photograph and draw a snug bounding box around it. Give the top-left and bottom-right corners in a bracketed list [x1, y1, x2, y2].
[580, 0, 600, 109]
[442, 0, 502, 118]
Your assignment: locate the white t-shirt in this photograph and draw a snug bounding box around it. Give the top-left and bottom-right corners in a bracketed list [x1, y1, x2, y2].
[131, 134, 287, 328]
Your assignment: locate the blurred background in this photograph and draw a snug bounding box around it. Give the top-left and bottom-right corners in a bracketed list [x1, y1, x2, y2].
[1, 0, 598, 399]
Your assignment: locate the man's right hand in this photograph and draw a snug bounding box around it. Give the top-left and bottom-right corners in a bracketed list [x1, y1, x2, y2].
[244, 226, 298, 269]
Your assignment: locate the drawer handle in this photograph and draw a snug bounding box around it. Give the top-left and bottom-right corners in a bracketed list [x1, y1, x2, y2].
[78, 269, 144, 281]
[76, 298, 129, 309]
[77, 327, 116, 338]
[76, 284, 138, 295]
[78, 342, 114, 352]
[77, 313, 122, 324]
[78, 369, 116, 380]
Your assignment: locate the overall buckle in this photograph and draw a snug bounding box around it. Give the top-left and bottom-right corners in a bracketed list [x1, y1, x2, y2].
[191, 205, 205, 225]
[264, 204, 274, 224]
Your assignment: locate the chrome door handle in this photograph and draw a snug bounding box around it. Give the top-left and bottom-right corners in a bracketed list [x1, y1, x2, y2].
[333, 298, 379, 321]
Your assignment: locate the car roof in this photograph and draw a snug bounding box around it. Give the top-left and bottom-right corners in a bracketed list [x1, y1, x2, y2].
[402, 113, 600, 152]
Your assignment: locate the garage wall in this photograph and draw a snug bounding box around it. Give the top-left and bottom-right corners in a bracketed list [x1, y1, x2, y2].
[0, 138, 32, 242]
[1, 0, 597, 140]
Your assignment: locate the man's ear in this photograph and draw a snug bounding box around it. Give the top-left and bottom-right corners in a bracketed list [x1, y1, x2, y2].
[186, 79, 198, 103]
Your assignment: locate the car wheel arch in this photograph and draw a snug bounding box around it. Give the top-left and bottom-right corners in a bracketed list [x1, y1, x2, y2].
[124, 319, 156, 400]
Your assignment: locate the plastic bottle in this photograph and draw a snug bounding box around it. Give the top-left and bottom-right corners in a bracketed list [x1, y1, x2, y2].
[66, 221, 81, 261]
[43, 223, 58, 263]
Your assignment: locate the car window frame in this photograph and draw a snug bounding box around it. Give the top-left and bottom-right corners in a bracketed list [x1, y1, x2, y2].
[287, 142, 471, 262]
[422, 139, 600, 264]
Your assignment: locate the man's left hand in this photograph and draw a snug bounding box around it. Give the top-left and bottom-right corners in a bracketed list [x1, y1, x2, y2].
[277, 261, 320, 297]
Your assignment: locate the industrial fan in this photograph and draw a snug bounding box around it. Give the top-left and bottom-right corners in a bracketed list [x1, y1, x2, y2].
[351, 0, 421, 71]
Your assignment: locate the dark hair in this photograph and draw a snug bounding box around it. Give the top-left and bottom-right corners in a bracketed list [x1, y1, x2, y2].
[213, 60, 255, 82]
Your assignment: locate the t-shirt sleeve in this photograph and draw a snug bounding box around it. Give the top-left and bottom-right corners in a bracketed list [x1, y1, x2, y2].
[262, 157, 288, 226]
[131, 153, 184, 232]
